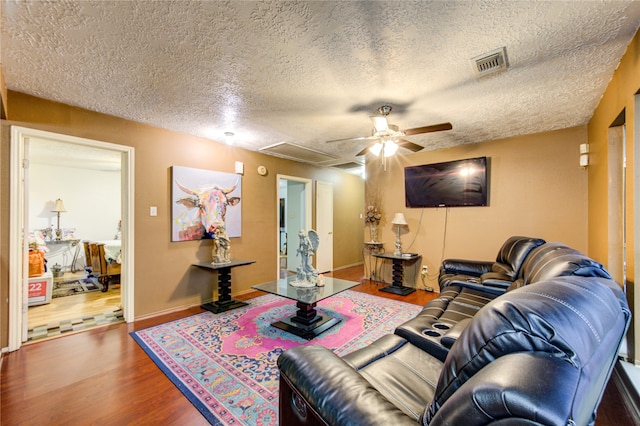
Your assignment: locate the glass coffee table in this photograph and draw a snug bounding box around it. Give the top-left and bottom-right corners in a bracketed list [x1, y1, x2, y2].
[252, 276, 358, 340]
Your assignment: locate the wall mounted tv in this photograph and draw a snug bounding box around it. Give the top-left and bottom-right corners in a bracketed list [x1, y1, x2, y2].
[404, 156, 489, 208]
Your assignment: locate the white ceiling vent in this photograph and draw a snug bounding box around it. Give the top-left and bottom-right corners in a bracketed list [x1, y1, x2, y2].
[260, 142, 337, 164]
[472, 46, 508, 77]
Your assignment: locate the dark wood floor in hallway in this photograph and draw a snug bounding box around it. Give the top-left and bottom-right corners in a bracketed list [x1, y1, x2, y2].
[1, 265, 634, 425]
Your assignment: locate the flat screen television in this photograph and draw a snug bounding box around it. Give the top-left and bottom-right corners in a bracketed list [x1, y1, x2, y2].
[404, 156, 489, 208]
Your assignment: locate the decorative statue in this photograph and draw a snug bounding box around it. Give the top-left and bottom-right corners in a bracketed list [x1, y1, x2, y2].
[212, 225, 231, 264]
[290, 229, 320, 287]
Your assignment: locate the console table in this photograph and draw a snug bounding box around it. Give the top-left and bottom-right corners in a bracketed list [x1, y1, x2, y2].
[45, 239, 82, 273]
[373, 253, 420, 296]
[192, 259, 255, 313]
[363, 242, 384, 281]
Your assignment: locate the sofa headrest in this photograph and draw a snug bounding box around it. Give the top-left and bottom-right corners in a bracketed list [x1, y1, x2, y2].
[427, 276, 630, 419]
[519, 242, 611, 284]
[492, 236, 546, 278]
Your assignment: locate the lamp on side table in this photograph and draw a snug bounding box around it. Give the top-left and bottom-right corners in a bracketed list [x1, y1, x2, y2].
[51, 198, 67, 241]
[391, 213, 408, 256]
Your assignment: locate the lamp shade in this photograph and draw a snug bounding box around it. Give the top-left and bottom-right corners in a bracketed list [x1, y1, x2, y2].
[391, 213, 408, 225]
[51, 198, 67, 213]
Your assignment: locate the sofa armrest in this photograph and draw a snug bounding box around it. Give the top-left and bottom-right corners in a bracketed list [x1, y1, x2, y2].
[440, 318, 472, 349]
[278, 345, 417, 426]
[442, 272, 511, 296]
[478, 271, 513, 292]
[439, 259, 493, 277]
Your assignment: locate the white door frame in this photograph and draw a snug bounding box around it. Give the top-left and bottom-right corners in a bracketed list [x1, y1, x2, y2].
[276, 174, 312, 278]
[8, 126, 135, 352]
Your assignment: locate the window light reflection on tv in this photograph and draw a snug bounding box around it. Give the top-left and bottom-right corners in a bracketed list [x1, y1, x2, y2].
[404, 157, 489, 208]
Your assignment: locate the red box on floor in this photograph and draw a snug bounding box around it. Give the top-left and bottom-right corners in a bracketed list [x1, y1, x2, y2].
[28, 271, 53, 306]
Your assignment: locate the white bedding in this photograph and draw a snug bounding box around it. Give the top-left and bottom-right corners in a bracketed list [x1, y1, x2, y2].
[101, 239, 122, 264]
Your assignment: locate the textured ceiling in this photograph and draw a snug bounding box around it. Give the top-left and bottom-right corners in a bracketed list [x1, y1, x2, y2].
[2, 1, 640, 169]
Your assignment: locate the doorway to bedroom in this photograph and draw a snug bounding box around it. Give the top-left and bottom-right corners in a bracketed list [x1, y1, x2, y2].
[26, 138, 123, 341]
[9, 126, 134, 350]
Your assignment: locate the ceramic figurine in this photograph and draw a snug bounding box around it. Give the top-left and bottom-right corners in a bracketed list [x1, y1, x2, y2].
[212, 225, 231, 264]
[290, 229, 320, 287]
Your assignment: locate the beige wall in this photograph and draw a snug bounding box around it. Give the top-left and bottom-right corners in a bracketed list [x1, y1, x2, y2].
[0, 92, 364, 347]
[587, 28, 639, 363]
[365, 126, 589, 290]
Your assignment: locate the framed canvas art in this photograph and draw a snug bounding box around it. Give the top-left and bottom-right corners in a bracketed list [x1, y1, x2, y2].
[171, 166, 242, 241]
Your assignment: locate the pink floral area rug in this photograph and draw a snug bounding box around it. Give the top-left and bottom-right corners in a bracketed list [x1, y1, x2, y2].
[130, 290, 422, 425]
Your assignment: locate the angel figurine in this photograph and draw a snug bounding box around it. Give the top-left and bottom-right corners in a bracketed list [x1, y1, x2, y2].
[290, 229, 320, 287]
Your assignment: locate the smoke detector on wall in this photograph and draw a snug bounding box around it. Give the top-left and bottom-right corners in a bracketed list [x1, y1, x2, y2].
[472, 46, 508, 77]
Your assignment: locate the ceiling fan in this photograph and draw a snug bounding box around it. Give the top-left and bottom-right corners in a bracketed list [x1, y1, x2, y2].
[328, 105, 452, 157]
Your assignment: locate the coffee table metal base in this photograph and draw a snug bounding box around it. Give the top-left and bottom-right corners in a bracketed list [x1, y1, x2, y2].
[272, 300, 341, 340]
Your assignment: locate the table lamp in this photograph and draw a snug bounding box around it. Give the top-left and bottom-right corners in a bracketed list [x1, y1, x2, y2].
[391, 213, 408, 256]
[51, 198, 67, 240]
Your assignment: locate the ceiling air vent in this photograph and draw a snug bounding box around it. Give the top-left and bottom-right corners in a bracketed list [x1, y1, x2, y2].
[260, 142, 337, 164]
[472, 46, 508, 77]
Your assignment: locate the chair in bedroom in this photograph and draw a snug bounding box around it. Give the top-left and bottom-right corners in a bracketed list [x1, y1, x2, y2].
[83, 241, 121, 292]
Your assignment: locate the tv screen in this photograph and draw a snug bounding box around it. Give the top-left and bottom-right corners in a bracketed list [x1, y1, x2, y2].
[404, 157, 488, 208]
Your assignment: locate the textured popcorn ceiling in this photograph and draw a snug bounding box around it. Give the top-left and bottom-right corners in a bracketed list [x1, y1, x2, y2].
[2, 1, 640, 165]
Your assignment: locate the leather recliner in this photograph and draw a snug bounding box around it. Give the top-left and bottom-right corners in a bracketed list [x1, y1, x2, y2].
[439, 235, 546, 294]
[277, 276, 630, 426]
[395, 241, 613, 361]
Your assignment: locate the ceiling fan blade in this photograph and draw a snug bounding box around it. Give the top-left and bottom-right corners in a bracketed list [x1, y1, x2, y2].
[403, 122, 452, 136]
[355, 146, 371, 157]
[397, 139, 423, 152]
[326, 135, 372, 143]
[370, 116, 389, 133]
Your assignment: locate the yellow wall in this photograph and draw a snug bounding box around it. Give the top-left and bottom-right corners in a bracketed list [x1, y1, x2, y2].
[0, 92, 364, 347]
[587, 28, 640, 363]
[365, 126, 589, 289]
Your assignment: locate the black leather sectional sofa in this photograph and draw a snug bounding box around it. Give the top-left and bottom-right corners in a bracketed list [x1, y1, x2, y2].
[277, 237, 631, 426]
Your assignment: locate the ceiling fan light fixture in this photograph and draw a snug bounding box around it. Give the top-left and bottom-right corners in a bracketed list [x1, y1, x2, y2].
[383, 140, 398, 157]
[369, 142, 383, 156]
[369, 140, 398, 157]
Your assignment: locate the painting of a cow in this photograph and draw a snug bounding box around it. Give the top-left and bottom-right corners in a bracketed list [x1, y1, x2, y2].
[171, 166, 242, 241]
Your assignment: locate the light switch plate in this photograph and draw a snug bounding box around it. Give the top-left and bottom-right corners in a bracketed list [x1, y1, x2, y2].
[150, 206, 157, 216]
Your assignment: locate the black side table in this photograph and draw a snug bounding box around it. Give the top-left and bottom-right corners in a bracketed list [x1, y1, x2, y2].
[192, 259, 255, 313]
[373, 253, 420, 296]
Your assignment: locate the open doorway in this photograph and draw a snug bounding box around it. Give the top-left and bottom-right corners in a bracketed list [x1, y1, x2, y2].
[26, 138, 123, 341]
[8, 126, 134, 351]
[277, 175, 312, 278]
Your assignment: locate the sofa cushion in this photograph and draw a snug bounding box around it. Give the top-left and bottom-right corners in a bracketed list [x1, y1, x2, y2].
[342, 334, 443, 420]
[493, 235, 546, 278]
[423, 276, 630, 426]
[517, 242, 612, 287]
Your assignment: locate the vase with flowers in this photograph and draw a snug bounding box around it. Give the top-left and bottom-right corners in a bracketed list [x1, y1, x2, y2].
[365, 205, 382, 242]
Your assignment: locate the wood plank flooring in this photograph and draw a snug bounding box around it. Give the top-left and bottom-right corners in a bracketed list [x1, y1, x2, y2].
[28, 273, 121, 329]
[1, 265, 634, 425]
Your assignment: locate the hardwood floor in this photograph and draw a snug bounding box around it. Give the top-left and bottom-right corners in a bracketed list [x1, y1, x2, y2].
[28, 272, 121, 329]
[1, 265, 634, 425]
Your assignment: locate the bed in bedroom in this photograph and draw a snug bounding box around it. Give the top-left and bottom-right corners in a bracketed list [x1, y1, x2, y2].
[83, 240, 121, 291]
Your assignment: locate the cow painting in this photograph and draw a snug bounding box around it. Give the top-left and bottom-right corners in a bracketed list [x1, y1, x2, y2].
[171, 166, 242, 241]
